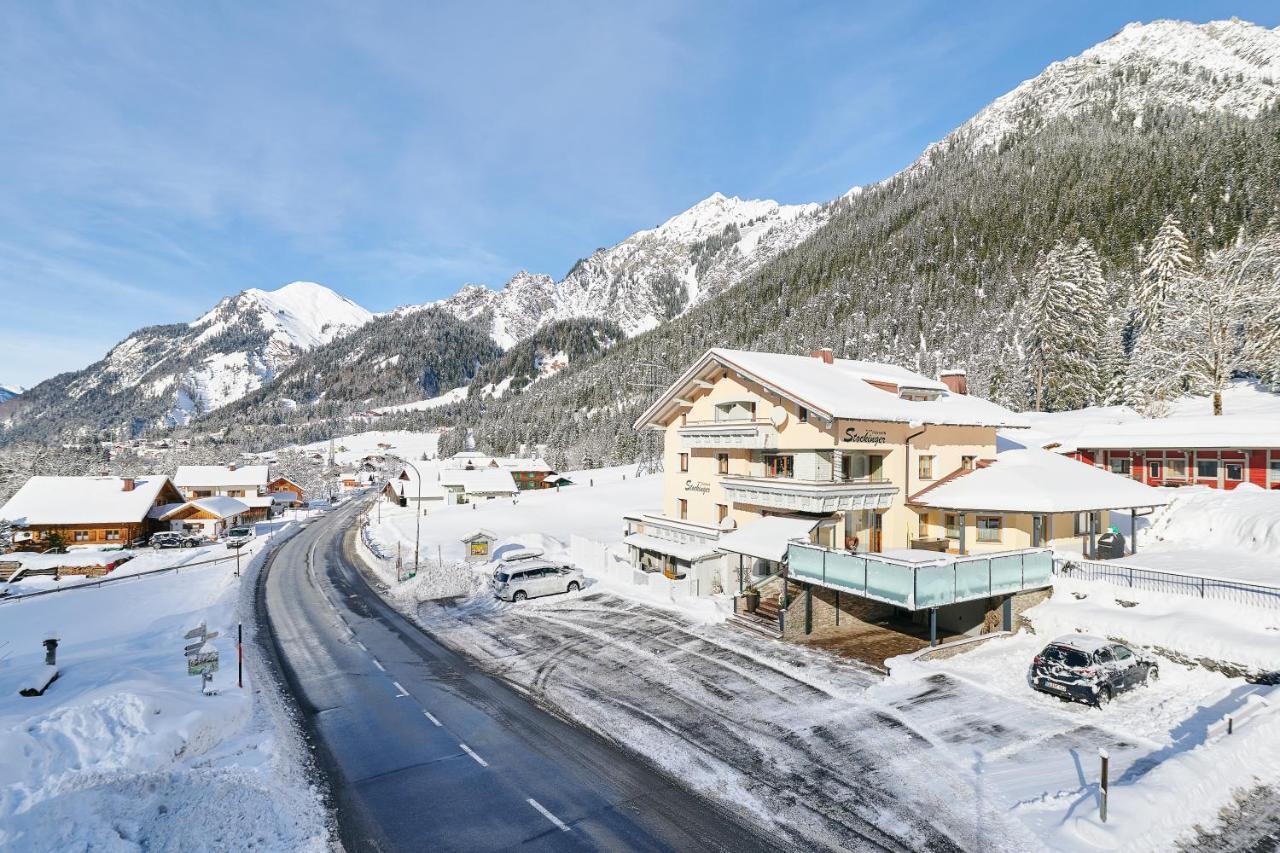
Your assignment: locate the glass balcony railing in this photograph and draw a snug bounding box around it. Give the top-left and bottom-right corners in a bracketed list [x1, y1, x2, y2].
[787, 542, 1054, 611]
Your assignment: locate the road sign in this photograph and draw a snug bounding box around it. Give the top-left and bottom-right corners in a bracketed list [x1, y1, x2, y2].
[184, 632, 219, 655]
[187, 649, 219, 676]
[184, 622, 207, 640]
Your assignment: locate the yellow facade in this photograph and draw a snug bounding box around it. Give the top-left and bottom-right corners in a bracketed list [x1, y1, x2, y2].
[657, 370, 1004, 553]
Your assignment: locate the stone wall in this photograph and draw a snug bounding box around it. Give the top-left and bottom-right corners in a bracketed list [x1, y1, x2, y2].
[780, 583, 897, 640]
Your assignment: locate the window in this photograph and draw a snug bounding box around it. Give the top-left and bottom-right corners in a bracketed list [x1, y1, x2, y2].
[105, 529, 120, 541]
[961, 455, 976, 471]
[944, 514, 959, 539]
[1073, 511, 1102, 536]
[868, 454, 886, 483]
[1196, 459, 1219, 479]
[1148, 460, 1163, 480]
[1225, 462, 1244, 481]
[74, 530, 90, 542]
[714, 401, 755, 422]
[717, 453, 729, 475]
[917, 455, 935, 480]
[1094, 648, 1115, 666]
[716, 504, 728, 523]
[1166, 457, 1187, 479]
[798, 406, 808, 423]
[1111, 645, 1133, 662]
[977, 516, 1001, 543]
[1271, 457, 1280, 484]
[677, 499, 688, 520]
[764, 454, 794, 479]
[1109, 457, 1131, 475]
[917, 513, 929, 537]
[679, 453, 689, 473]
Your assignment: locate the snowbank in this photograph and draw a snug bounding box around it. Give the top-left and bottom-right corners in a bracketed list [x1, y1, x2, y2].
[0, 526, 328, 851]
[1146, 484, 1280, 558]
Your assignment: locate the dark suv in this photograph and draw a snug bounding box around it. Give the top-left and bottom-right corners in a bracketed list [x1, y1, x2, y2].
[1029, 634, 1158, 707]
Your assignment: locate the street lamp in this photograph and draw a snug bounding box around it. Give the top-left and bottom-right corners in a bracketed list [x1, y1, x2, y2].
[401, 458, 423, 580]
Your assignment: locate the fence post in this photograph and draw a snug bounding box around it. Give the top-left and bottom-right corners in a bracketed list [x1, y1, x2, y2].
[1099, 748, 1109, 823]
[1200, 576, 1206, 598]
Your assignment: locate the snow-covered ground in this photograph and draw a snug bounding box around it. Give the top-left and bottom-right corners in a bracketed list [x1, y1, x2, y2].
[288, 429, 442, 466]
[0, 521, 329, 851]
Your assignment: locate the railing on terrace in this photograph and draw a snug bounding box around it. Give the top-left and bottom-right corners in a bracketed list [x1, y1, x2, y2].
[787, 543, 1053, 611]
[1053, 558, 1280, 610]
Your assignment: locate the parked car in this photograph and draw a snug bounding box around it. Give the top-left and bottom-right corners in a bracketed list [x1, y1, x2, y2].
[225, 527, 254, 549]
[151, 531, 205, 549]
[1029, 634, 1158, 707]
[492, 561, 584, 602]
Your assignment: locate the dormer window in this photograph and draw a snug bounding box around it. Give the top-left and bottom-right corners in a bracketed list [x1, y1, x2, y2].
[899, 387, 942, 402]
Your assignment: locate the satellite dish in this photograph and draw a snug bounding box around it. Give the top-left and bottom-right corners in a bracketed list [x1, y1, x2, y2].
[719, 516, 737, 532]
[770, 408, 788, 428]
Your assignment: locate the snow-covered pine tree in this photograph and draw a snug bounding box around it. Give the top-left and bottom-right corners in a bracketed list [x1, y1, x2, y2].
[1146, 232, 1280, 415]
[1026, 240, 1114, 410]
[1137, 214, 1193, 328]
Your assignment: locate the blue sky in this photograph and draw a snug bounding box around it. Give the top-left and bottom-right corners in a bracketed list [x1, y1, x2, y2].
[3, 1, 1277, 388]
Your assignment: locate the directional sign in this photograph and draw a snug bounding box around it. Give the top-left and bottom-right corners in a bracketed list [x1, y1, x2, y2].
[183, 632, 220, 655]
[184, 622, 207, 640]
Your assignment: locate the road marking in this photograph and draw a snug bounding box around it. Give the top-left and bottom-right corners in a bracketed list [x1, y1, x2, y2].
[372, 658, 385, 672]
[354, 639, 367, 651]
[423, 710, 442, 726]
[459, 743, 488, 767]
[392, 681, 410, 698]
[527, 798, 570, 832]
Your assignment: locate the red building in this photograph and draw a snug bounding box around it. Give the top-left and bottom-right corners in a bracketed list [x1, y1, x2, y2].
[1067, 418, 1280, 490]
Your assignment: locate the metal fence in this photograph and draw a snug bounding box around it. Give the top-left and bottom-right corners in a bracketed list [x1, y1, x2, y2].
[1053, 558, 1280, 610]
[0, 550, 251, 605]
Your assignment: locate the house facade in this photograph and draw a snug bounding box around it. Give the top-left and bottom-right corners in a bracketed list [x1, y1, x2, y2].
[443, 452, 560, 490]
[631, 349, 1028, 582]
[1067, 418, 1280, 491]
[0, 475, 185, 549]
[174, 464, 272, 520]
[267, 476, 305, 506]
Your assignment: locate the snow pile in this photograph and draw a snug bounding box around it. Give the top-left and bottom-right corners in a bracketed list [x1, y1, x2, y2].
[1026, 576, 1280, 671]
[0, 527, 328, 850]
[1146, 484, 1280, 559]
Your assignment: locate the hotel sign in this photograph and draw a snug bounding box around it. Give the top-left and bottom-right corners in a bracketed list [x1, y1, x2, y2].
[841, 427, 889, 446]
[684, 480, 711, 494]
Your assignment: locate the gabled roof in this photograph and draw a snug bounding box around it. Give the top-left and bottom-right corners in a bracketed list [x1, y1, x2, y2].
[633, 348, 1028, 431]
[160, 496, 250, 521]
[440, 468, 518, 494]
[174, 465, 269, 489]
[0, 476, 181, 526]
[910, 449, 1169, 513]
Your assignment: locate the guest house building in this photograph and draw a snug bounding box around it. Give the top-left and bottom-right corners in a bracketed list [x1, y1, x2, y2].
[1066, 417, 1280, 491]
[0, 475, 185, 549]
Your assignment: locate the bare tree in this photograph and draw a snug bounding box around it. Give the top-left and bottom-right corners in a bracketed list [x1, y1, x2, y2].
[1146, 233, 1280, 415]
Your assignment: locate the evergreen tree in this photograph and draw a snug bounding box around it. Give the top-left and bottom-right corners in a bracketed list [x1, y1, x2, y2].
[1137, 214, 1194, 327]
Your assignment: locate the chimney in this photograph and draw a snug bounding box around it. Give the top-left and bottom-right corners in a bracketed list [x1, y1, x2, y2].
[940, 369, 968, 395]
[121, 477, 135, 492]
[811, 348, 834, 365]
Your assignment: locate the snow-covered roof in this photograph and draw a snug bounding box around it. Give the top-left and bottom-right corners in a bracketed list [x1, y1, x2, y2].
[160, 496, 250, 521]
[173, 465, 269, 489]
[635, 348, 1028, 430]
[241, 496, 276, 509]
[440, 469, 518, 494]
[443, 453, 554, 473]
[0, 476, 178, 526]
[1073, 416, 1280, 450]
[716, 516, 819, 562]
[622, 533, 720, 562]
[911, 449, 1170, 513]
[461, 528, 497, 542]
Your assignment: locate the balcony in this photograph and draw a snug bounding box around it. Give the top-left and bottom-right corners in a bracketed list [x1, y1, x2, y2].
[678, 419, 778, 450]
[787, 542, 1054, 610]
[721, 476, 897, 514]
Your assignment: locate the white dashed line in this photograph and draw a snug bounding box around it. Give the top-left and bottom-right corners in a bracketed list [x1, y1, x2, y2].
[372, 659, 385, 672]
[423, 710, 442, 726]
[354, 640, 367, 651]
[527, 798, 570, 832]
[459, 743, 488, 767]
[392, 681, 410, 698]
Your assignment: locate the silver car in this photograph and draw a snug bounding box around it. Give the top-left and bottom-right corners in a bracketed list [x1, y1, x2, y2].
[492, 561, 584, 602]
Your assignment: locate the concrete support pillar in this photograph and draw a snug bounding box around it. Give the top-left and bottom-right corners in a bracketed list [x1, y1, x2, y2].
[1130, 509, 1138, 555]
[804, 585, 812, 635]
[958, 512, 967, 556]
[929, 607, 938, 647]
[1002, 596, 1013, 631]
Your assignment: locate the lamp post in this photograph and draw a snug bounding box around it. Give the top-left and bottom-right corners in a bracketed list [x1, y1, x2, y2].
[401, 459, 423, 578]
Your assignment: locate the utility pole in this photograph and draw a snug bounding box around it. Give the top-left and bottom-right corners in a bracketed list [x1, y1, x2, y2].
[403, 459, 424, 577]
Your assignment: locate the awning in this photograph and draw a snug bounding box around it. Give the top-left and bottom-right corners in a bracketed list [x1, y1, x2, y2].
[622, 533, 719, 562]
[716, 516, 819, 562]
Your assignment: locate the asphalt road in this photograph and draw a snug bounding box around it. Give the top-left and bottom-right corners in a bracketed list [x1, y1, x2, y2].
[258, 500, 775, 852]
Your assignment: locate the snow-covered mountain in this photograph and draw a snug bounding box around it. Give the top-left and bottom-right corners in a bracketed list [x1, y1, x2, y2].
[3, 282, 373, 442]
[919, 18, 1280, 166]
[0, 384, 21, 403]
[433, 192, 831, 347]
[69, 281, 373, 424]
